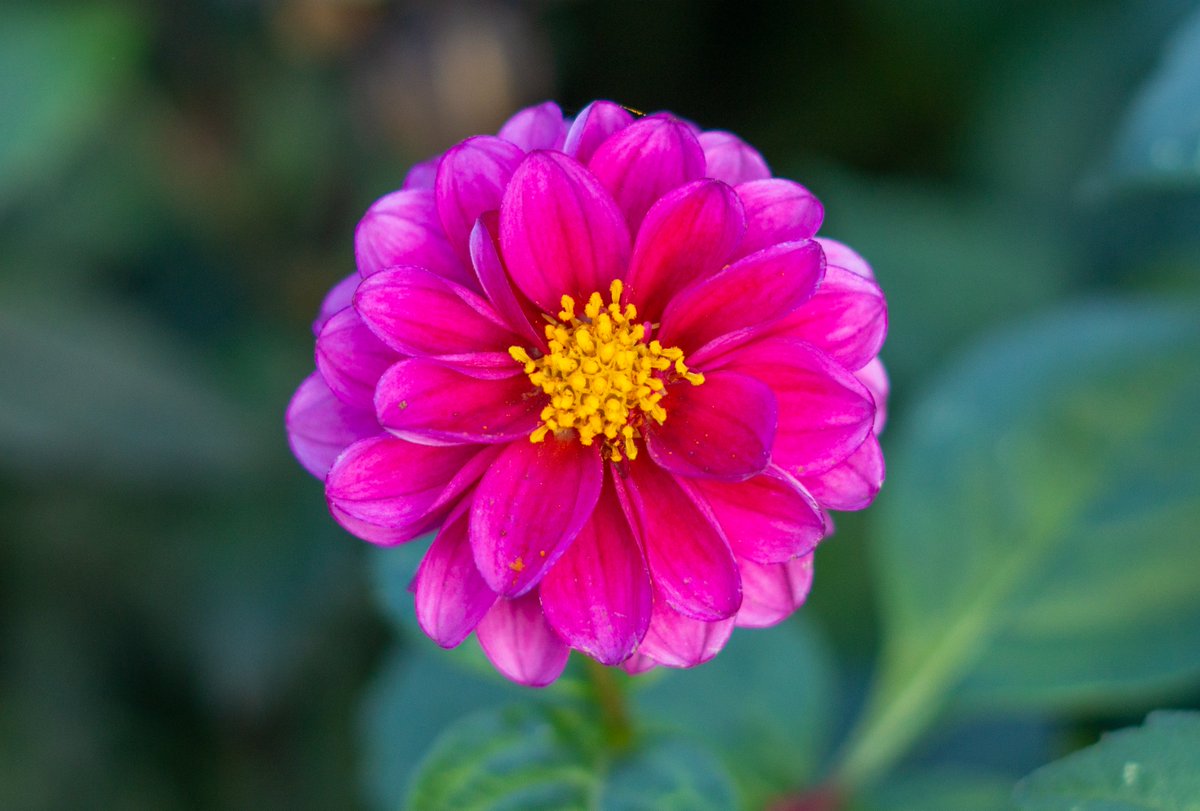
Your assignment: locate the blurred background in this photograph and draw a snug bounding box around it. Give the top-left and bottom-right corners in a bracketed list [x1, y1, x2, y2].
[3, 0, 1198, 808]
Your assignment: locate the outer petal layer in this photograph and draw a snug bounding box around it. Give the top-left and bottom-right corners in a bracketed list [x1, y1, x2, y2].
[354, 188, 465, 284]
[735, 555, 814, 628]
[799, 433, 884, 511]
[498, 101, 566, 151]
[435, 136, 524, 261]
[286, 373, 378, 479]
[500, 151, 631, 314]
[616, 460, 740, 621]
[563, 100, 635, 163]
[734, 179, 824, 260]
[315, 308, 396, 409]
[638, 600, 735, 668]
[476, 591, 570, 687]
[414, 498, 497, 647]
[699, 131, 771, 185]
[540, 478, 652, 665]
[471, 438, 603, 596]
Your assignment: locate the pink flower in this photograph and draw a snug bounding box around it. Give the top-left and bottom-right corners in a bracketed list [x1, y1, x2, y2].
[287, 101, 888, 686]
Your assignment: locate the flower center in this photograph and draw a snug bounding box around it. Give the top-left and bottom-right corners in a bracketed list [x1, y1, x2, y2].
[508, 279, 704, 461]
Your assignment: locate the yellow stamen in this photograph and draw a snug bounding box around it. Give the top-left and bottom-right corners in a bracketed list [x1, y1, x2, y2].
[507, 281, 704, 460]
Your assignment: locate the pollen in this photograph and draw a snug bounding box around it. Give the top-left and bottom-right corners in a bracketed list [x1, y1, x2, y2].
[508, 280, 705, 461]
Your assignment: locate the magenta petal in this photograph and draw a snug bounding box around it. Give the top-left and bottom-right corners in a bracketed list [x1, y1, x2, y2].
[735, 555, 814, 629]
[759, 264, 888, 372]
[312, 273, 359, 336]
[540, 479, 652, 665]
[325, 436, 491, 537]
[659, 240, 825, 356]
[646, 371, 776, 482]
[354, 188, 468, 286]
[471, 438, 603, 596]
[286, 373, 378, 479]
[414, 498, 498, 647]
[500, 151, 631, 314]
[857, 357, 889, 433]
[315, 308, 397, 409]
[562, 100, 636, 163]
[621, 652, 658, 675]
[469, 216, 544, 348]
[625, 179, 745, 321]
[616, 460, 740, 620]
[817, 236, 874, 280]
[699, 131, 771, 185]
[476, 591, 570, 687]
[355, 266, 522, 357]
[734, 179, 825, 260]
[684, 466, 825, 564]
[588, 116, 706, 232]
[638, 599, 735, 668]
[497, 101, 566, 151]
[403, 157, 439, 190]
[374, 359, 541, 445]
[715, 337, 875, 475]
[800, 432, 884, 511]
[435, 136, 525, 263]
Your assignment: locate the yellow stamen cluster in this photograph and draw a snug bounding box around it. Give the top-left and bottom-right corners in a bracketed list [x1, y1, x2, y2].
[509, 280, 705, 461]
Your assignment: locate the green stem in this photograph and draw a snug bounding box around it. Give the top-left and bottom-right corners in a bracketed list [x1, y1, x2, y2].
[585, 659, 634, 752]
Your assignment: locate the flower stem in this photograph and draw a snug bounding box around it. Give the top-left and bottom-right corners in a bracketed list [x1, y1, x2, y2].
[585, 658, 633, 752]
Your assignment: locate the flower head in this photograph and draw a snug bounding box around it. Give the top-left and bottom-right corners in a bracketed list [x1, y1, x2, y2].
[287, 101, 888, 686]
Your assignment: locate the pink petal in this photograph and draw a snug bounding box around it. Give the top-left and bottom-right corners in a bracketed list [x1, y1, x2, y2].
[638, 599, 735, 668]
[476, 591, 570, 687]
[684, 465, 825, 564]
[699, 130, 771, 185]
[469, 215, 544, 349]
[403, 157, 439, 190]
[325, 436, 496, 541]
[856, 357, 889, 433]
[312, 273, 359, 336]
[758, 264, 888, 372]
[645, 371, 776, 482]
[354, 188, 468, 286]
[659, 240, 825, 357]
[625, 179, 745, 322]
[540, 478, 652, 665]
[621, 652, 658, 675]
[374, 358, 542, 445]
[470, 437, 603, 596]
[354, 266, 523, 358]
[435, 136, 525, 263]
[414, 498, 498, 647]
[616, 460, 740, 621]
[588, 115, 706, 232]
[799, 432, 884, 511]
[735, 555, 814, 629]
[315, 307, 397, 409]
[286, 373, 379, 479]
[713, 336, 875, 475]
[499, 151, 631, 314]
[734, 179, 824, 260]
[817, 236, 874, 279]
[562, 100, 636, 164]
[497, 101, 566, 151]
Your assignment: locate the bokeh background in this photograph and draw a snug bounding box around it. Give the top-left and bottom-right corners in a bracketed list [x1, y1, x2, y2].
[3, 1, 1199, 808]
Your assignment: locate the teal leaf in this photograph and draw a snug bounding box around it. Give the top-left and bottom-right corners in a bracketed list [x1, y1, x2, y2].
[1014, 711, 1200, 810]
[837, 301, 1200, 787]
[1111, 7, 1200, 188]
[0, 4, 143, 207]
[633, 620, 835, 805]
[601, 737, 737, 811]
[851, 769, 1015, 811]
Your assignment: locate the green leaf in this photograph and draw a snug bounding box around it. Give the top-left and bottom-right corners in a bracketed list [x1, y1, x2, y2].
[0, 4, 143, 207]
[1110, 7, 1200, 188]
[404, 703, 739, 811]
[633, 620, 835, 805]
[837, 301, 1200, 787]
[851, 769, 1015, 811]
[1014, 711, 1200, 810]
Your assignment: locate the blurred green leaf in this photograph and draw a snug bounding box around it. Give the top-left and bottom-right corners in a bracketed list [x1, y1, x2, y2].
[815, 171, 1075, 385]
[0, 4, 142, 207]
[0, 291, 257, 483]
[634, 620, 835, 806]
[1111, 7, 1200, 188]
[1014, 711, 1200, 810]
[837, 301, 1200, 787]
[850, 769, 1015, 811]
[405, 703, 738, 811]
